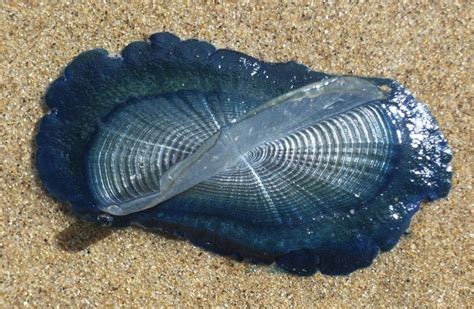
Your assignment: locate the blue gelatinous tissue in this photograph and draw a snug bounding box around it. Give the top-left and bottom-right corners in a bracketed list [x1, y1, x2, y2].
[36, 32, 452, 275]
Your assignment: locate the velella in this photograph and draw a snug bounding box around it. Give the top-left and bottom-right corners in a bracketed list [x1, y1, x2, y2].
[36, 32, 452, 275]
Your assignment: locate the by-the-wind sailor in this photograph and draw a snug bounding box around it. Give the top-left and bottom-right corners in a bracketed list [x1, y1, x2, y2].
[36, 32, 452, 276]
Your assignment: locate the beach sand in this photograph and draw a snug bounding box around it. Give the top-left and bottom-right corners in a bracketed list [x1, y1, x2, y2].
[1, 1, 471, 307]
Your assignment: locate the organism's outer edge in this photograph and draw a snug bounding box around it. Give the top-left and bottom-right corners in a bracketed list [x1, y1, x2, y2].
[35, 32, 452, 276]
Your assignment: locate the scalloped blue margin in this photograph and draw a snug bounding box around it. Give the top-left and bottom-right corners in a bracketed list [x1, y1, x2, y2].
[35, 32, 452, 276]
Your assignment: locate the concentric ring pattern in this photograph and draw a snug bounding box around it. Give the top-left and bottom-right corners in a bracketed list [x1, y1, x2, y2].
[88, 87, 399, 225]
